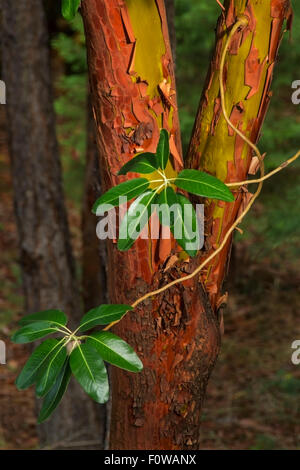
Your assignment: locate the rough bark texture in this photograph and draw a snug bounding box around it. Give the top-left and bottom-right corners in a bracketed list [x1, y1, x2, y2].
[165, 0, 176, 60]
[81, 0, 220, 450]
[187, 0, 292, 312]
[82, 99, 108, 311]
[1, 0, 105, 448]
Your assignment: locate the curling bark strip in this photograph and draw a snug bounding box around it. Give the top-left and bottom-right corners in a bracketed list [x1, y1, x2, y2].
[187, 0, 292, 310]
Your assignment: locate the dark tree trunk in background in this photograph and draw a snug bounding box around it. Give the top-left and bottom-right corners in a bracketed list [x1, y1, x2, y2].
[1, 0, 105, 449]
[81, 0, 290, 449]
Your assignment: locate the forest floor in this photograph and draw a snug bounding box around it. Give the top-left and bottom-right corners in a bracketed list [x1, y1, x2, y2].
[0, 107, 299, 450]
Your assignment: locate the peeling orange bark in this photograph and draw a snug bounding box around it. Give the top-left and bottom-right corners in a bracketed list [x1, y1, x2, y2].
[81, 0, 290, 450]
[187, 0, 292, 311]
[82, 0, 183, 277]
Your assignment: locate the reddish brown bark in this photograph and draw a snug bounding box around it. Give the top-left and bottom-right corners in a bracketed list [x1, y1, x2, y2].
[1, 0, 105, 448]
[81, 0, 220, 450]
[165, 0, 176, 60]
[81, 0, 290, 450]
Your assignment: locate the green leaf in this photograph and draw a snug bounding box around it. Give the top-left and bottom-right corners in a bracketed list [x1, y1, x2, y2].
[171, 193, 200, 257]
[70, 343, 109, 404]
[38, 360, 72, 424]
[61, 0, 81, 21]
[156, 129, 170, 170]
[15, 339, 62, 390]
[35, 343, 67, 397]
[79, 304, 133, 333]
[156, 186, 178, 226]
[174, 169, 234, 202]
[118, 190, 157, 251]
[92, 178, 150, 214]
[87, 332, 143, 373]
[118, 153, 159, 175]
[11, 321, 59, 344]
[19, 309, 67, 328]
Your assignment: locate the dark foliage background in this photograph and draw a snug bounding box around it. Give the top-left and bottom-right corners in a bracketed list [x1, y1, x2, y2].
[0, 0, 299, 449]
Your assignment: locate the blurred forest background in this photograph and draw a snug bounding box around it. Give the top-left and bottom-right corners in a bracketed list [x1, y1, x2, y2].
[0, 0, 299, 449]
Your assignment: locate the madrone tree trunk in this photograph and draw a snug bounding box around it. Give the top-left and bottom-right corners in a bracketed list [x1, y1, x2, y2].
[81, 0, 291, 450]
[1, 0, 105, 448]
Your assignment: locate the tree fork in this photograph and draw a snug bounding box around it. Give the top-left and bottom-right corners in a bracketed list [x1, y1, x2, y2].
[187, 0, 293, 311]
[81, 0, 291, 450]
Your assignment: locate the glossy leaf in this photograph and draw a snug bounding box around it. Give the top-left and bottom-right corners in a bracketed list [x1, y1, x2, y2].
[79, 304, 133, 333]
[15, 339, 62, 390]
[35, 343, 67, 397]
[172, 193, 200, 257]
[118, 153, 159, 175]
[155, 186, 178, 226]
[11, 321, 59, 344]
[19, 309, 67, 328]
[156, 129, 170, 170]
[70, 343, 109, 404]
[174, 169, 234, 202]
[92, 178, 149, 214]
[38, 360, 72, 424]
[87, 331, 143, 373]
[118, 190, 156, 251]
[61, 0, 81, 21]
